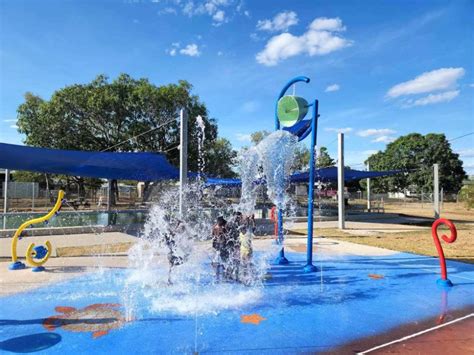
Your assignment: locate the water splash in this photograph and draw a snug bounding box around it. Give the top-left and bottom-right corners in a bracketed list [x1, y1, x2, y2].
[238, 130, 297, 213]
[123, 126, 297, 321]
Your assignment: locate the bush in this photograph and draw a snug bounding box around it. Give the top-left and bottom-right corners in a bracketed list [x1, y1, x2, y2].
[459, 184, 474, 209]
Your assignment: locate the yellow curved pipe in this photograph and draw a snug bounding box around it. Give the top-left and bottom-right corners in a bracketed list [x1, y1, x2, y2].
[11, 190, 64, 264]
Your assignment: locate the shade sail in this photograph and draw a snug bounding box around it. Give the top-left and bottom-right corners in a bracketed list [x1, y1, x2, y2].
[0, 143, 179, 181]
[290, 167, 402, 183]
[205, 167, 401, 186]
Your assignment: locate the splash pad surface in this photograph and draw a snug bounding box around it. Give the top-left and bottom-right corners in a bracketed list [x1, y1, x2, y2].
[1, 246, 474, 354]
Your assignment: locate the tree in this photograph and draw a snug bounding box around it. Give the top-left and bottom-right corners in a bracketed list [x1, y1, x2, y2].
[316, 146, 335, 168]
[365, 133, 466, 193]
[205, 138, 237, 178]
[16, 74, 236, 194]
[250, 130, 270, 145]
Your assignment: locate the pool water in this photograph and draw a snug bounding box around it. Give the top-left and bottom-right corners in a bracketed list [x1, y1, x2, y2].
[0, 210, 148, 230]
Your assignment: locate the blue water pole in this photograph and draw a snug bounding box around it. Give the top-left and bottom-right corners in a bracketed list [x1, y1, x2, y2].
[274, 76, 310, 266]
[304, 100, 319, 273]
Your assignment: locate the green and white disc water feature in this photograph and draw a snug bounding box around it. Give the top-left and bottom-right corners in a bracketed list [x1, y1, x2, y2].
[277, 95, 309, 128]
[274, 76, 319, 273]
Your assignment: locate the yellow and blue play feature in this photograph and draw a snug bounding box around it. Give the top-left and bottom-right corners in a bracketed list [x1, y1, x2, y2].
[9, 190, 65, 272]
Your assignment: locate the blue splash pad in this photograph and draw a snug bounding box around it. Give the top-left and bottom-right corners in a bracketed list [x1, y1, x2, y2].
[1, 252, 473, 354]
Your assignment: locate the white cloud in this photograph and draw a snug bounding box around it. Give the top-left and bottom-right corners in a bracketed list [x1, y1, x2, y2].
[242, 100, 259, 113]
[387, 67, 465, 98]
[357, 128, 396, 137]
[10, 124, 18, 129]
[158, 7, 177, 15]
[212, 10, 226, 24]
[325, 84, 340, 92]
[325, 127, 352, 134]
[456, 148, 474, 158]
[410, 90, 459, 107]
[372, 135, 395, 143]
[256, 11, 298, 32]
[235, 133, 252, 142]
[363, 150, 379, 156]
[256, 17, 352, 66]
[166, 42, 201, 57]
[3, 119, 17, 123]
[180, 43, 201, 57]
[180, 0, 236, 25]
[310, 17, 345, 31]
[166, 42, 180, 56]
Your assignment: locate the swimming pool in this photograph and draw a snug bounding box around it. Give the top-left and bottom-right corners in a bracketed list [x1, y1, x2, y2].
[0, 210, 148, 230]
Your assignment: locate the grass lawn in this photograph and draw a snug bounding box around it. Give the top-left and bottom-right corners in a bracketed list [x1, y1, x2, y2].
[290, 201, 474, 263]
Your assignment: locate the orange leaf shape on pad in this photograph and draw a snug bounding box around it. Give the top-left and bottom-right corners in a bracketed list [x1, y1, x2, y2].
[55, 306, 76, 313]
[368, 274, 384, 279]
[241, 314, 266, 325]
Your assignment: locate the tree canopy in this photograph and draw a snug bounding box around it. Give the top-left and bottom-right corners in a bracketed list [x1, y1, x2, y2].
[365, 133, 466, 193]
[316, 146, 335, 168]
[16, 74, 236, 179]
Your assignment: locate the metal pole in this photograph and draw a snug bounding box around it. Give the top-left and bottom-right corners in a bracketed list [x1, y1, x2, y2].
[179, 109, 188, 218]
[32, 182, 35, 211]
[107, 179, 112, 212]
[304, 100, 319, 273]
[3, 169, 9, 213]
[434, 164, 439, 219]
[338, 133, 345, 229]
[367, 162, 371, 212]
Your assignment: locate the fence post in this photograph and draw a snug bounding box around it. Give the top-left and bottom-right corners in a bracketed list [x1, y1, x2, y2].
[32, 182, 35, 211]
[179, 109, 188, 218]
[338, 133, 345, 229]
[434, 164, 440, 219]
[3, 169, 9, 213]
[366, 162, 371, 212]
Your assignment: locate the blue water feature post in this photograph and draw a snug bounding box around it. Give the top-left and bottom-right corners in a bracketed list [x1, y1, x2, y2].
[274, 76, 312, 266]
[303, 99, 319, 273]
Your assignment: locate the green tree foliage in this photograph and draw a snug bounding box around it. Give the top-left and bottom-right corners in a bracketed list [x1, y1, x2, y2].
[16, 74, 236, 178]
[205, 138, 237, 178]
[250, 130, 270, 145]
[365, 133, 466, 193]
[316, 146, 335, 168]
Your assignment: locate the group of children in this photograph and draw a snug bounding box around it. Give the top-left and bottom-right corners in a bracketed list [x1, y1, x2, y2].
[211, 212, 256, 283]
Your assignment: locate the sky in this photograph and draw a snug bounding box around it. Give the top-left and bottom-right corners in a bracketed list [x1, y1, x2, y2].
[1, 0, 473, 173]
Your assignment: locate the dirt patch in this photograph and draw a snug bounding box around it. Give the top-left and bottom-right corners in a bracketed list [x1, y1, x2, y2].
[56, 242, 134, 257]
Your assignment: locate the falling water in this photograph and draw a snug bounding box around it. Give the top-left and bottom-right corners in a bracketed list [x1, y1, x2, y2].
[238, 130, 297, 213]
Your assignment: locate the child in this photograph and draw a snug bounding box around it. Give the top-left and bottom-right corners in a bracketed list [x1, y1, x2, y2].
[211, 216, 227, 279]
[239, 215, 255, 284]
[163, 220, 187, 285]
[225, 211, 243, 281]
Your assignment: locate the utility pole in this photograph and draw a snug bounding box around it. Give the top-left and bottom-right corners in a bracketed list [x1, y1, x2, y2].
[107, 179, 112, 212]
[434, 164, 440, 219]
[338, 133, 345, 229]
[179, 109, 188, 217]
[3, 169, 9, 213]
[367, 162, 371, 212]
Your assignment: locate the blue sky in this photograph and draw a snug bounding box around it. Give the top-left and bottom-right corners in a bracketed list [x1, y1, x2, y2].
[1, 0, 473, 173]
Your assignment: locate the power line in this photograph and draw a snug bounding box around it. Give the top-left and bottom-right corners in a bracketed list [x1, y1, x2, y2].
[100, 118, 177, 152]
[448, 132, 474, 142]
